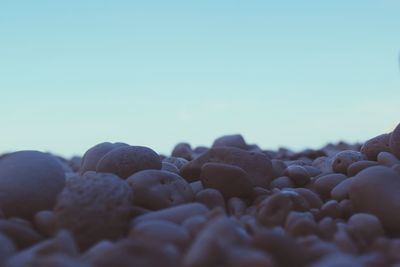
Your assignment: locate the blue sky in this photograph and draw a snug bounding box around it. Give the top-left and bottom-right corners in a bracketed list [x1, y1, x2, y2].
[1, 1, 399, 157]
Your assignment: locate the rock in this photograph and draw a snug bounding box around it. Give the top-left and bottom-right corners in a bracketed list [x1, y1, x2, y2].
[347, 160, 379, 177]
[54, 172, 133, 250]
[171, 143, 193, 161]
[200, 162, 253, 199]
[284, 165, 311, 186]
[90, 239, 178, 267]
[79, 142, 127, 174]
[227, 197, 247, 218]
[225, 247, 275, 267]
[183, 217, 250, 267]
[361, 133, 391, 161]
[96, 145, 161, 179]
[252, 229, 308, 267]
[34, 210, 57, 237]
[312, 156, 333, 174]
[331, 150, 364, 175]
[195, 188, 226, 211]
[0, 151, 65, 219]
[348, 213, 384, 242]
[349, 166, 400, 235]
[271, 160, 287, 179]
[285, 211, 318, 237]
[292, 188, 323, 209]
[5, 230, 79, 267]
[257, 191, 309, 227]
[212, 134, 247, 150]
[270, 176, 295, 189]
[133, 203, 208, 225]
[314, 173, 347, 200]
[180, 147, 273, 187]
[129, 220, 190, 249]
[127, 170, 194, 210]
[161, 162, 179, 174]
[390, 123, 400, 159]
[377, 151, 400, 167]
[162, 157, 188, 170]
[331, 178, 354, 201]
[0, 234, 15, 265]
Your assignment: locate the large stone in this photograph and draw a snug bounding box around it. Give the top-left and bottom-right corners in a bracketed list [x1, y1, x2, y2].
[390, 123, 400, 159]
[180, 147, 272, 187]
[96, 146, 161, 179]
[54, 172, 133, 250]
[212, 134, 247, 150]
[80, 142, 127, 174]
[361, 133, 391, 161]
[349, 166, 400, 235]
[0, 151, 65, 219]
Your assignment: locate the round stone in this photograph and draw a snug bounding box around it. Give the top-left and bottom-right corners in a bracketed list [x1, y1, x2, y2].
[127, 170, 194, 210]
[314, 173, 347, 200]
[390, 123, 400, 159]
[349, 166, 400, 234]
[80, 142, 128, 174]
[96, 146, 161, 179]
[212, 134, 247, 150]
[200, 162, 253, 199]
[361, 133, 391, 161]
[331, 150, 364, 175]
[0, 151, 65, 219]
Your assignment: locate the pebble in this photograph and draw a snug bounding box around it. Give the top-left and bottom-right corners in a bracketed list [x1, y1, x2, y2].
[349, 166, 400, 234]
[347, 160, 379, 176]
[133, 203, 209, 225]
[0, 151, 65, 219]
[195, 188, 226, 211]
[200, 162, 253, 199]
[257, 191, 309, 227]
[330, 177, 354, 201]
[79, 142, 127, 174]
[96, 145, 161, 178]
[183, 217, 250, 267]
[348, 213, 384, 243]
[54, 172, 133, 250]
[269, 176, 295, 189]
[377, 151, 400, 167]
[171, 143, 193, 161]
[284, 165, 311, 186]
[211, 134, 248, 150]
[361, 133, 391, 160]
[127, 170, 194, 210]
[0, 233, 15, 265]
[331, 150, 364, 174]
[129, 220, 190, 249]
[90, 239, 179, 267]
[390, 123, 400, 159]
[180, 147, 273, 187]
[314, 173, 347, 200]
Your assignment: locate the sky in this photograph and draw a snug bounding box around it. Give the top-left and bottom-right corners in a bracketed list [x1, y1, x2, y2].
[0, 1, 399, 157]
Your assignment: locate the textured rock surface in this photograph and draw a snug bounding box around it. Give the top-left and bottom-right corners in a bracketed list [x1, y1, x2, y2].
[96, 145, 161, 178]
[54, 172, 133, 250]
[127, 170, 194, 210]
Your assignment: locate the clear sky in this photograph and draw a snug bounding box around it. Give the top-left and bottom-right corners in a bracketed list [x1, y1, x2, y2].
[1, 1, 399, 157]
